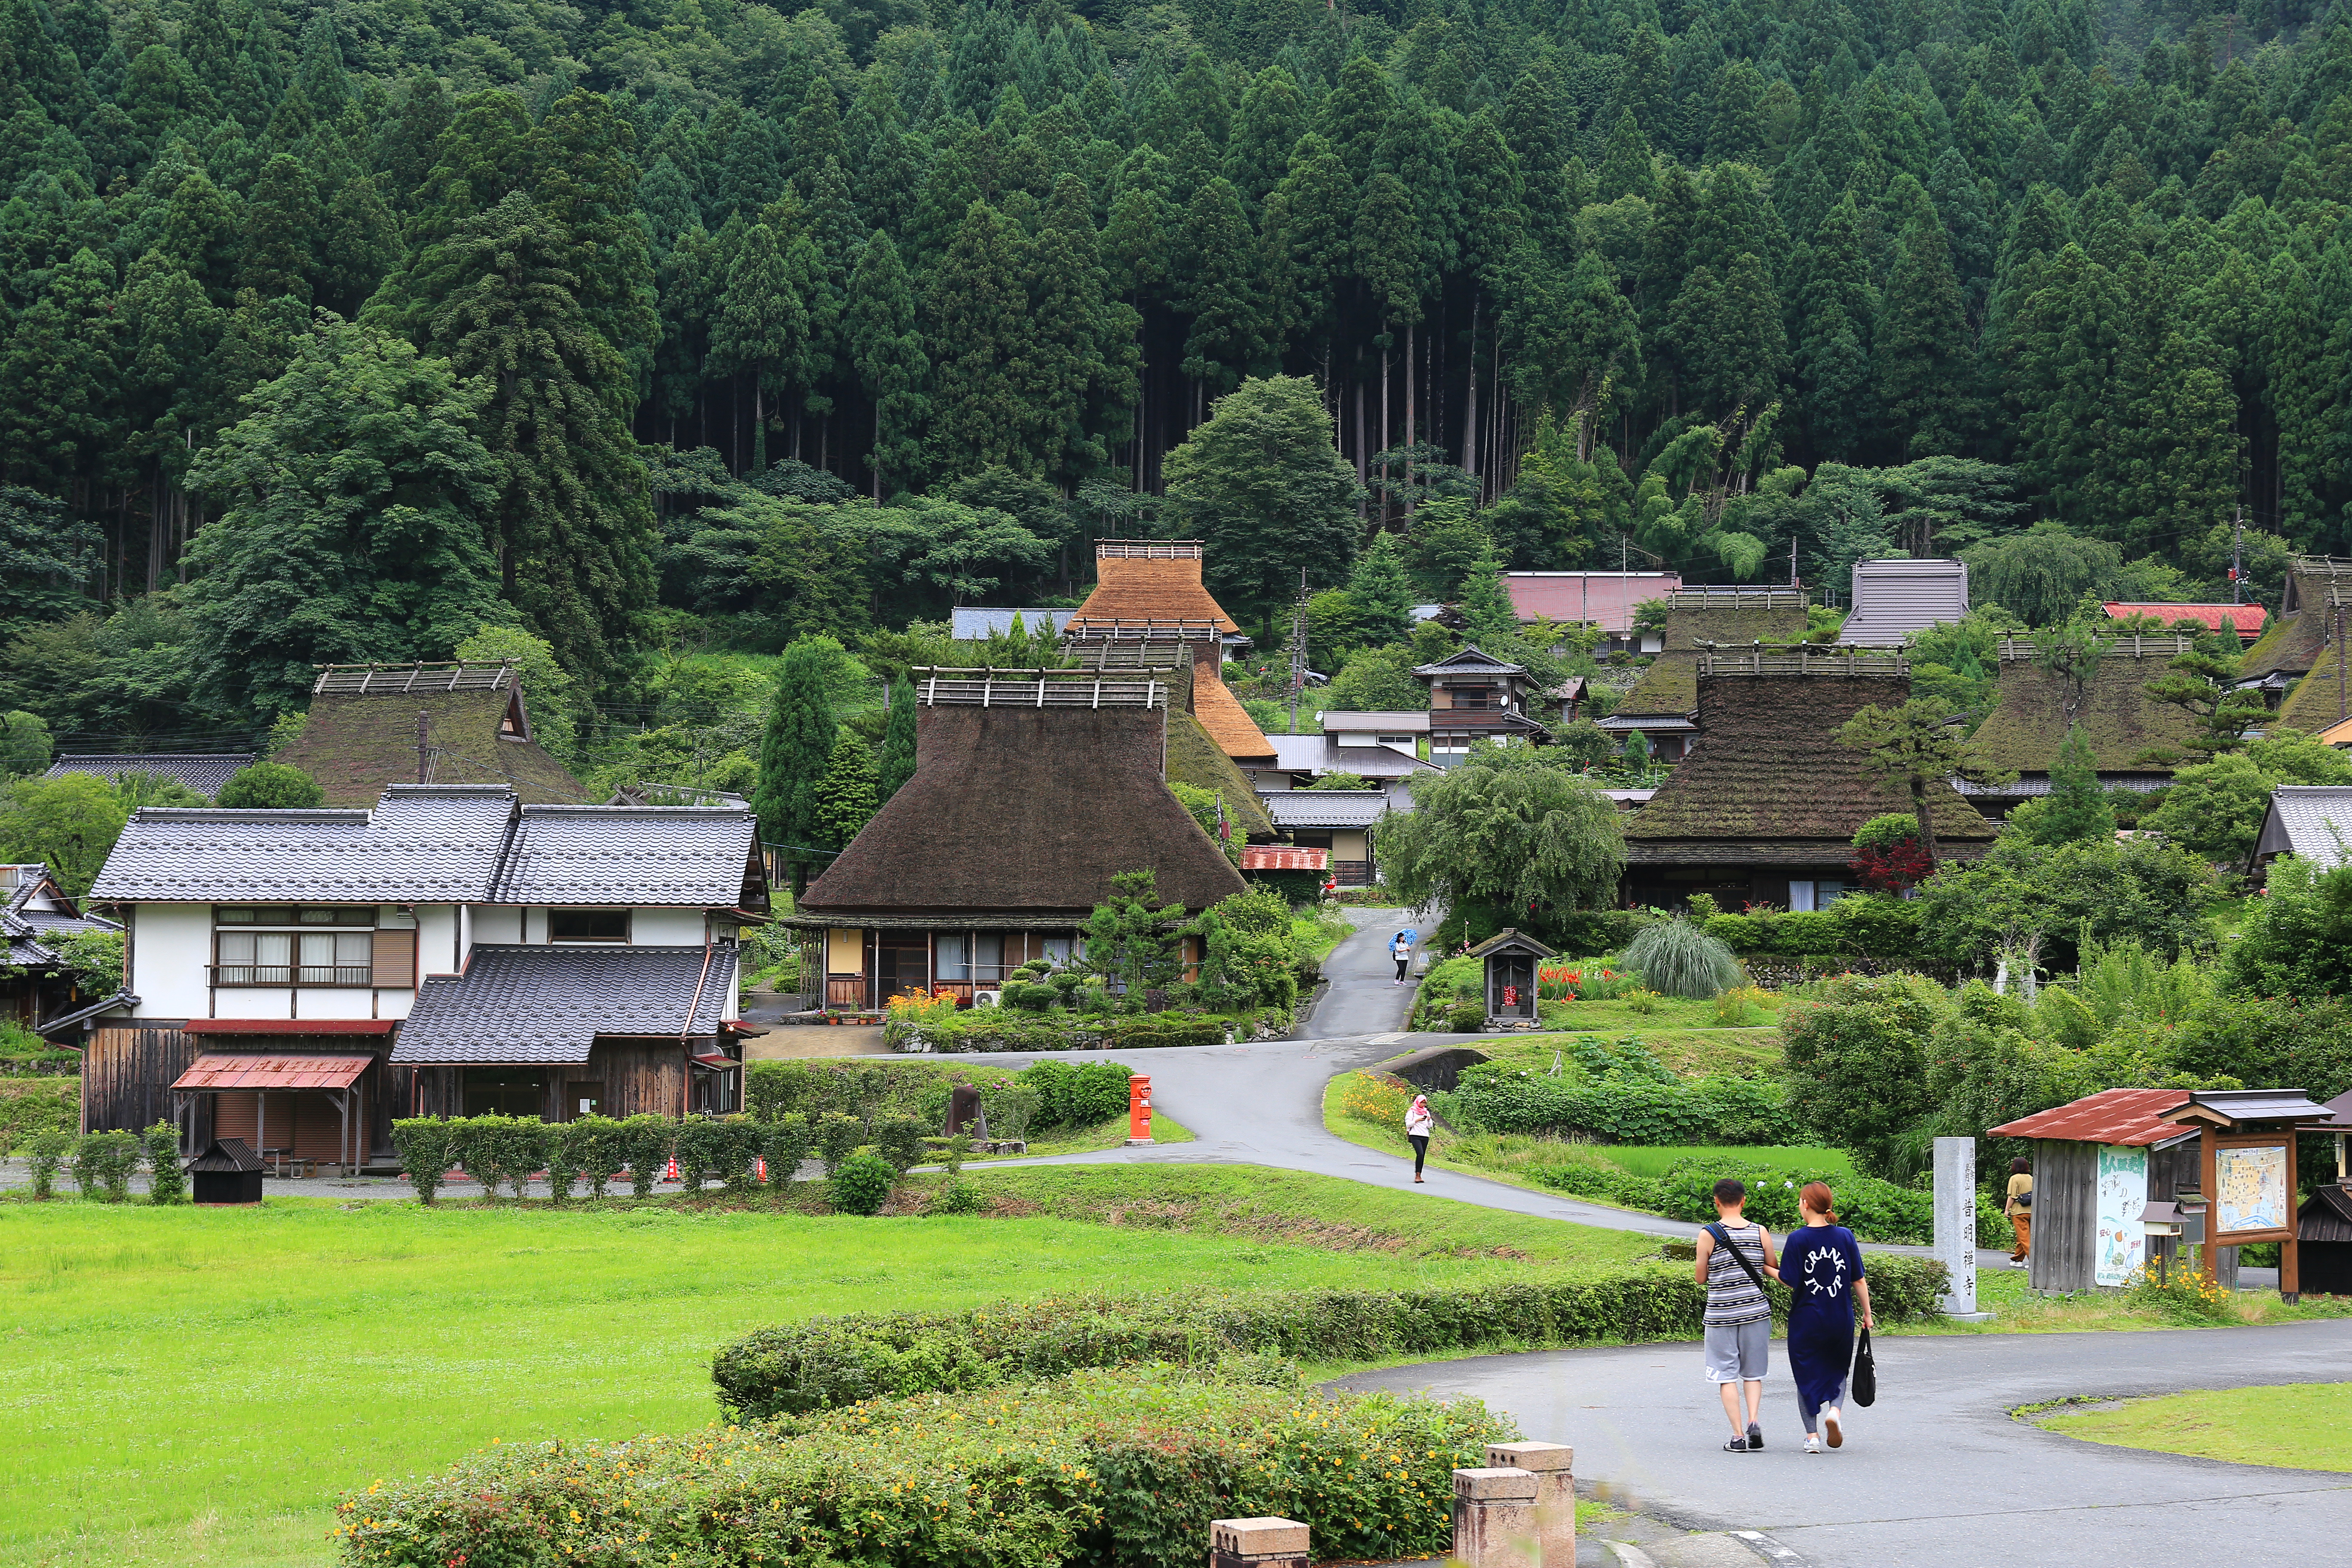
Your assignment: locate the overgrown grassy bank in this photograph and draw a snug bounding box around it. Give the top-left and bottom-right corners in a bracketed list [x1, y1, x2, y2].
[2031, 1382, 2352, 1470]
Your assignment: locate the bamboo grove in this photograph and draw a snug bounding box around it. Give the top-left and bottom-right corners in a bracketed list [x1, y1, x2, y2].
[5, 0, 2352, 724]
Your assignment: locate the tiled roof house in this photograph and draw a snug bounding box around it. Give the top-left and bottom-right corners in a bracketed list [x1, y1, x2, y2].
[2, 864, 127, 1038]
[1622, 648, 1994, 909]
[44, 753, 254, 799]
[78, 785, 767, 1167]
[273, 662, 591, 807]
[786, 667, 1245, 1008]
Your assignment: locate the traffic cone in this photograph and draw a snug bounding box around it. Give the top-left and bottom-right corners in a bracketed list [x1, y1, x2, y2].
[755, 1157, 768, 1182]
[664, 1156, 680, 1182]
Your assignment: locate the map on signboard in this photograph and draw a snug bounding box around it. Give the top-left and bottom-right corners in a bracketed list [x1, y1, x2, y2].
[2215, 1144, 2290, 1235]
[2095, 1144, 2147, 1287]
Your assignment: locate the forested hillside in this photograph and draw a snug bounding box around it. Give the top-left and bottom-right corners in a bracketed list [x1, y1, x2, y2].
[3, 0, 2349, 750]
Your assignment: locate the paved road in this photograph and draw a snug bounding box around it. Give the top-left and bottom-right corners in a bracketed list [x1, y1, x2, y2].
[1336, 1320, 2352, 1568]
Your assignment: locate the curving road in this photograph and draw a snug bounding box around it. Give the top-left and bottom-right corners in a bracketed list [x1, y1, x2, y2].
[1335, 1320, 2352, 1568]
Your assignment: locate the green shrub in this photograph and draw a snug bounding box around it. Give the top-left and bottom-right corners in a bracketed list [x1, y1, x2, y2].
[27, 1127, 71, 1197]
[1780, 972, 1951, 1177]
[828, 1149, 896, 1214]
[927, 1179, 986, 1214]
[142, 1121, 184, 1204]
[0, 1077, 78, 1154]
[1650, 1160, 1934, 1244]
[1002, 980, 1060, 1010]
[1449, 1064, 1800, 1145]
[760, 1112, 815, 1190]
[1622, 917, 1742, 998]
[814, 1110, 863, 1173]
[617, 1113, 674, 1197]
[708, 1262, 1948, 1424]
[870, 1112, 927, 1173]
[69, 1129, 143, 1200]
[1446, 1000, 1485, 1032]
[977, 1076, 1039, 1140]
[334, 1367, 1512, 1568]
[715, 1117, 763, 1192]
[389, 1117, 462, 1204]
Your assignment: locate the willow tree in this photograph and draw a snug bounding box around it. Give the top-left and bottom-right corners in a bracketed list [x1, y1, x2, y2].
[1377, 746, 1627, 931]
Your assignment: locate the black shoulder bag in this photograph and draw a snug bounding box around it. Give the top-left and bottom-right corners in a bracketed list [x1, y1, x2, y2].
[1703, 1222, 1773, 1295]
[1851, 1326, 1877, 1407]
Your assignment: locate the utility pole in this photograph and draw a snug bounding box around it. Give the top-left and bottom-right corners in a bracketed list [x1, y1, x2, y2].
[2233, 504, 2244, 605]
[2337, 603, 2346, 724]
[1288, 567, 1309, 735]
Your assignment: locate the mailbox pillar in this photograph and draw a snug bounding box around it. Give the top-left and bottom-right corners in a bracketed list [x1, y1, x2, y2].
[1126, 1074, 1153, 1145]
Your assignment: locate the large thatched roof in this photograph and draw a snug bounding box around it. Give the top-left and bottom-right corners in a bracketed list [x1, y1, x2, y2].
[1966, 638, 2200, 772]
[798, 701, 1247, 919]
[2241, 557, 2352, 682]
[276, 664, 589, 807]
[1625, 671, 1993, 860]
[1616, 589, 1812, 716]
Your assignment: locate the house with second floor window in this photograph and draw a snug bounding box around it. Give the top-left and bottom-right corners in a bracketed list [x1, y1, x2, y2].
[1415, 646, 1550, 765]
[3, 864, 127, 1039]
[79, 784, 766, 1169]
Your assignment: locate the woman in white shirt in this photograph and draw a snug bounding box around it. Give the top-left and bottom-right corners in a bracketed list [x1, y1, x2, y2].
[1405, 1092, 1435, 1182]
[1390, 931, 1414, 984]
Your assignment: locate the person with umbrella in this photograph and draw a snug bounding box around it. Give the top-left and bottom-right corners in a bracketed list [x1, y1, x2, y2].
[1390, 927, 1418, 985]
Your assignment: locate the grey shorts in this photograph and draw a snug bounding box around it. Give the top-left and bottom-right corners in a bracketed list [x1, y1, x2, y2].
[1703, 1319, 1769, 1384]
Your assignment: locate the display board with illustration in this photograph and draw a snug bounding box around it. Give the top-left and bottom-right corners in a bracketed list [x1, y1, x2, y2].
[2215, 1143, 2292, 1236]
[2094, 1144, 2148, 1288]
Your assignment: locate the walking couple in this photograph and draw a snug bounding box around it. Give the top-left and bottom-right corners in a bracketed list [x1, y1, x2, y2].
[1694, 1176, 1873, 1455]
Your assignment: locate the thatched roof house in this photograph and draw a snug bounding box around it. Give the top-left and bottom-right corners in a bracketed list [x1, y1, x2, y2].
[786, 667, 1246, 1008]
[2239, 556, 2352, 698]
[1066, 542, 1275, 767]
[1961, 635, 2196, 817]
[1601, 588, 1810, 761]
[275, 663, 589, 807]
[1622, 648, 1993, 909]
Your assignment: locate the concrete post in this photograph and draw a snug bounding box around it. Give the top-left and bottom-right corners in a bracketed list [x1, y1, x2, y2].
[1486, 1441, 1573, 1564]
[1934, 1135, 1990, 1319]
[1208, 1517, 1307, 1568]
[1452, 1467, 1538, 1568]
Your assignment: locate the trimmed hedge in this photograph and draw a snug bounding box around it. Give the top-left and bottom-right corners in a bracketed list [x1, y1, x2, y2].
[1447, 1063, 1801, 1145]
[1525, 1153, 2009, 1249]
[1699, 900, 1920, 959]
[709, 1263, 1949, 1421]
[334, 1367, 1514, 1568]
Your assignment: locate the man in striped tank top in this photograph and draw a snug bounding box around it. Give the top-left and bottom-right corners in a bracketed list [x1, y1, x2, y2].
[1694, 1176, 1779, 1452]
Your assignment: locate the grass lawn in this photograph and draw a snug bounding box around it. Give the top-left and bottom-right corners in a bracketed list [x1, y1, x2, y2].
[2035, 1382, 2352, 1469]
[0, 1164, 1645, 1568]
[1473, 1027, 1785, 1078]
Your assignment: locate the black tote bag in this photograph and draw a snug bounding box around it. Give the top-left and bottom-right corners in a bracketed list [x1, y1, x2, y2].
[1851, 1325, 1877, 1407]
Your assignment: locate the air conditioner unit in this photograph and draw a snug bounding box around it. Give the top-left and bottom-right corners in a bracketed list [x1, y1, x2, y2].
[973, 989, 1004, 1008]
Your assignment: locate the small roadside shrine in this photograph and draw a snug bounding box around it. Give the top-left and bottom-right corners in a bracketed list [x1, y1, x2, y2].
[1991, 1087, 2336, 1300]
[1463, 928, 1554, 1028]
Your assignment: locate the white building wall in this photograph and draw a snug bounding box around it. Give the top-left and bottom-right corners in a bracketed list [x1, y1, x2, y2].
[628, 908, 707, 945]
[417, 905, 463, 976]
[127, 904, 216, 1020]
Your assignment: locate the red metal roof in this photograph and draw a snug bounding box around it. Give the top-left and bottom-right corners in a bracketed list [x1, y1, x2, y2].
[171, 1054, 373, 1091]
[182, 1019, 397, 1034]
[1505, 573, 1681, 633]
[1987, 1087, 2191, 1145]
[1241, 845, 1329, 870]
[2102, 603, 2264, 640]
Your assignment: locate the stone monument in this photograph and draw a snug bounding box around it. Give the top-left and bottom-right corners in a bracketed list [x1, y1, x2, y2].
[1934, 1135, 1992, 1319]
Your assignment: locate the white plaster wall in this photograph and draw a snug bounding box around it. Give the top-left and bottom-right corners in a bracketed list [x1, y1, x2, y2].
[417, 905, 465, 974]
[628, 908, 707, 946]
[470, 905, 524, 946]
[128, 904, 217, 1020]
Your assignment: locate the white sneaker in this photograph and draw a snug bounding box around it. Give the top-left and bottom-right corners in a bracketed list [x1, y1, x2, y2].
[1804, 1435, 1822, 1454]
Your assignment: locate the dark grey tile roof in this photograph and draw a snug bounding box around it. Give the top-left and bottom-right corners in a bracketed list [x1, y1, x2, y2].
[88, 787, 760, 906]
[89, 787, 514, 903]
[492, 806, 758, 907]
[44, 753, 255, 798]
[1257, 790, 1398, 829]
[390, 944, 740, 1063]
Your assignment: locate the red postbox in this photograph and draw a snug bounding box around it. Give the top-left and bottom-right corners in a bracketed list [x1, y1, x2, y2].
[1127, 1074, 1154, 1145]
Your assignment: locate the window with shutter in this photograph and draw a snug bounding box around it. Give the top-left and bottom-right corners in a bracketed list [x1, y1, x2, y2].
[372, 928, 417, 988]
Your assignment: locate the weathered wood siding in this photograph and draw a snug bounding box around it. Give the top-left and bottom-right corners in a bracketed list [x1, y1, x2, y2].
[83, 1025, 200, 1138]
[589, 1040, 688, 1119]
[2028, 1138, 2098, 1293]
[213, 1088, 368, 1164]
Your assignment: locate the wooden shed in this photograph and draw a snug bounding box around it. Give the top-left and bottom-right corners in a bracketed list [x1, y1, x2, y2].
[1992, 1087, 2337, 1299]
[2294, 1087, 2352, 1297]
[1464, 929, 1554, 1027]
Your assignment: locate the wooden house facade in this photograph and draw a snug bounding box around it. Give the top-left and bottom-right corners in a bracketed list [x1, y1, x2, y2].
[2, 863, 127, 1039]
[787, 667, 1247, 1009]
[79, 784, 767, 1167]
[1414, 646, 1550, 765]
[1620, 648, 1994, 910]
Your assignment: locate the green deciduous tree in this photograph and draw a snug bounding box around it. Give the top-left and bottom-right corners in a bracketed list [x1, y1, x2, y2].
[0, 774, 128, 896]
[214, 761, 325, 808]
[182, 317, 506, 717]
[1376, 746, 1627, 930]
[1835, 698, 2012, 864]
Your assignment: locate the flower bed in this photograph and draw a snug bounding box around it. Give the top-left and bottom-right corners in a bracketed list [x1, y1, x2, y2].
[334, 1366, 1512, 1568]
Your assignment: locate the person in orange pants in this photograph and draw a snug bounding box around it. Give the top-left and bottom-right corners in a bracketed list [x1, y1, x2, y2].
[2005, 1157, 2034, 1265]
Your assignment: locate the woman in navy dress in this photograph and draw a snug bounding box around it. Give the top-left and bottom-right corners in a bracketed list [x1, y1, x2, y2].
[1778, 1180, 1873, 1453]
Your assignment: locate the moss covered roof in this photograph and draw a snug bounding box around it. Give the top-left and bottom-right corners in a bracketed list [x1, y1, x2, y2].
[1616, 595, 1813, 716]
[276, 688, 591, 807]
[2240, 557, 2352, 681]
[1165, 708, 1275, 838]
[2277, 639, 2352, 731]
[1966, 652, 2199, 773]
[1626, 674, 1994, 847]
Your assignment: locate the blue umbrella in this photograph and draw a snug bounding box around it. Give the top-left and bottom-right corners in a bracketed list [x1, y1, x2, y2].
[1398, 927, 1421, 943]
